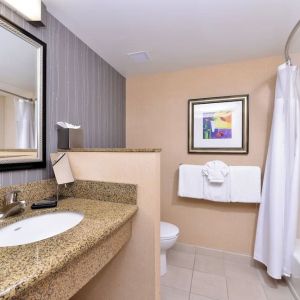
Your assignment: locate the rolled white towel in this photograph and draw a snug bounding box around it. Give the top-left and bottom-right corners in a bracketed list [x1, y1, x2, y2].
[202, 160, 229, 183]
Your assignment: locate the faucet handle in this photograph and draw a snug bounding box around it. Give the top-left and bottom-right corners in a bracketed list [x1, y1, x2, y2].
[5, 190, 21, 205]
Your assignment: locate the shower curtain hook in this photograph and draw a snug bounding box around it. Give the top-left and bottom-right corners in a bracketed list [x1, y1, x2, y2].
[284, 20, 300, 65]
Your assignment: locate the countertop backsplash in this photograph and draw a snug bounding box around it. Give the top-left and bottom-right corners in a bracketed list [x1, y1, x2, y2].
[0, 179, 137, 208]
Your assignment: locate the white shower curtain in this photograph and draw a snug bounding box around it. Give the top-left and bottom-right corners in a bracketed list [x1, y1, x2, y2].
[15, 99, 36, 149]
[254, 63, 300, 279]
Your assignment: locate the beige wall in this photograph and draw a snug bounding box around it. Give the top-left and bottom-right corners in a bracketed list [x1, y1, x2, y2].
[126, 55, 288, 255]
[68, 152, 160, 300]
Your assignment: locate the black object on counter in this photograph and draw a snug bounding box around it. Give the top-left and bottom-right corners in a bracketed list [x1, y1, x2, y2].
[31, 197, 58, 209]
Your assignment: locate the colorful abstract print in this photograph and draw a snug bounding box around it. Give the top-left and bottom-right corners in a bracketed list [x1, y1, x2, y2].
[203, 111, 232, 139]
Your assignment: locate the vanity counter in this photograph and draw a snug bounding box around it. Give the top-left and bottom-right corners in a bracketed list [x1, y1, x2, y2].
[0, 198, 138, 300]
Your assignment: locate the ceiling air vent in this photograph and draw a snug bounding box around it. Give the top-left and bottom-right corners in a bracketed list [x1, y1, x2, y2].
[127, 51, 150, 63]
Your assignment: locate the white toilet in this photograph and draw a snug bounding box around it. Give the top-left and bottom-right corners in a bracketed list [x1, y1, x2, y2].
[160, 221, 180, 276]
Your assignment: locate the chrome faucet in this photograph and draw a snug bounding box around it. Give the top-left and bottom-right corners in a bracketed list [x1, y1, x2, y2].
[0, 191, 26, 219]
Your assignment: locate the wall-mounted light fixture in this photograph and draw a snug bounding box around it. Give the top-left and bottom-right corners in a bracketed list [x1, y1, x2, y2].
[1, 0, 45, 26]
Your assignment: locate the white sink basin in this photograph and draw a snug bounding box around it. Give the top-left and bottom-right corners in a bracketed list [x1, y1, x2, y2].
[0, 211, 84, 247]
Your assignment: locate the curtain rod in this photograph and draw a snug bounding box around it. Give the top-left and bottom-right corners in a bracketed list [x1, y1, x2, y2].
[285, 19, 300, 65]
[0, 88, 35, 102]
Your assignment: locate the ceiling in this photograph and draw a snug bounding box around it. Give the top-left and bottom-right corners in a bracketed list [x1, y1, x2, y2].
[43, 0, 300, 77]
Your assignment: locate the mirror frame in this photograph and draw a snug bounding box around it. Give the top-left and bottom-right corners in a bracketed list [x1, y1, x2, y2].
[0, 16, 46, 172]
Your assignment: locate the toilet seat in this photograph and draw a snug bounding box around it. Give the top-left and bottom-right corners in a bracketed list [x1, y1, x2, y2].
[160, 222, 179, 240]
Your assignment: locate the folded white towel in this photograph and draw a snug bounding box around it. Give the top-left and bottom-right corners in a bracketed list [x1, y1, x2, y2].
[229, 166, 261, 203]
[203, 175, 230, 202]
[178, 164, 261, 203]
[178, 164, 203, 199]
[202, 160, 229, 183]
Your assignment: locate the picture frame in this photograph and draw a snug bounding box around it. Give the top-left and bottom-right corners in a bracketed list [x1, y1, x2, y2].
[188, 95, 249, 154]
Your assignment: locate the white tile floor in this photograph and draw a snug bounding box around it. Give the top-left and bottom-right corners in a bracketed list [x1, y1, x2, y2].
[161, 243, 296, 300]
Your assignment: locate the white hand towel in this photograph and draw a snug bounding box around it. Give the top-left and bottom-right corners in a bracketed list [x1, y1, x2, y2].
[203, 175, 230, 202]
[202, 160, 229, 183]
[229, 166, 261, 203]
[178, 164, 204, 199]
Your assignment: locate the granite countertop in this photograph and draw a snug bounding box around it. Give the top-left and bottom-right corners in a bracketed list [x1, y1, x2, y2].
[58, 148, 161, 152]
[0, 198, 137, 299]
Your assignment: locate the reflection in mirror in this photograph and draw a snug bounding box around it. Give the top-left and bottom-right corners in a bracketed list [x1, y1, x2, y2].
[0, 16, 46, 170]
[0, 92, 37, 160]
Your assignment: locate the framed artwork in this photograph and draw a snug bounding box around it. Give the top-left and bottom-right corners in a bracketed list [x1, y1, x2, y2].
[188, 95, 249, 154]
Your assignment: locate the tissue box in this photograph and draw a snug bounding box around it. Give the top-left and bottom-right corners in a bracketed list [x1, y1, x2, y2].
[57, 128, 83, 149]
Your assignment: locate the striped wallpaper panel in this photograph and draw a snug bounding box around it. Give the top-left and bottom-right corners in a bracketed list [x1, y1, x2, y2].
[0, 4, 126, 187]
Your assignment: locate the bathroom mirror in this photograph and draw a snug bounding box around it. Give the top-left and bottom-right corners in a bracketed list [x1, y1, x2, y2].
[0, 16, 46, 171]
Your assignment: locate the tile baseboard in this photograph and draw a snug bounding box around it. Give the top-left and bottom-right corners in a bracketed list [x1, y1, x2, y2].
[175, 242, 252, 260]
